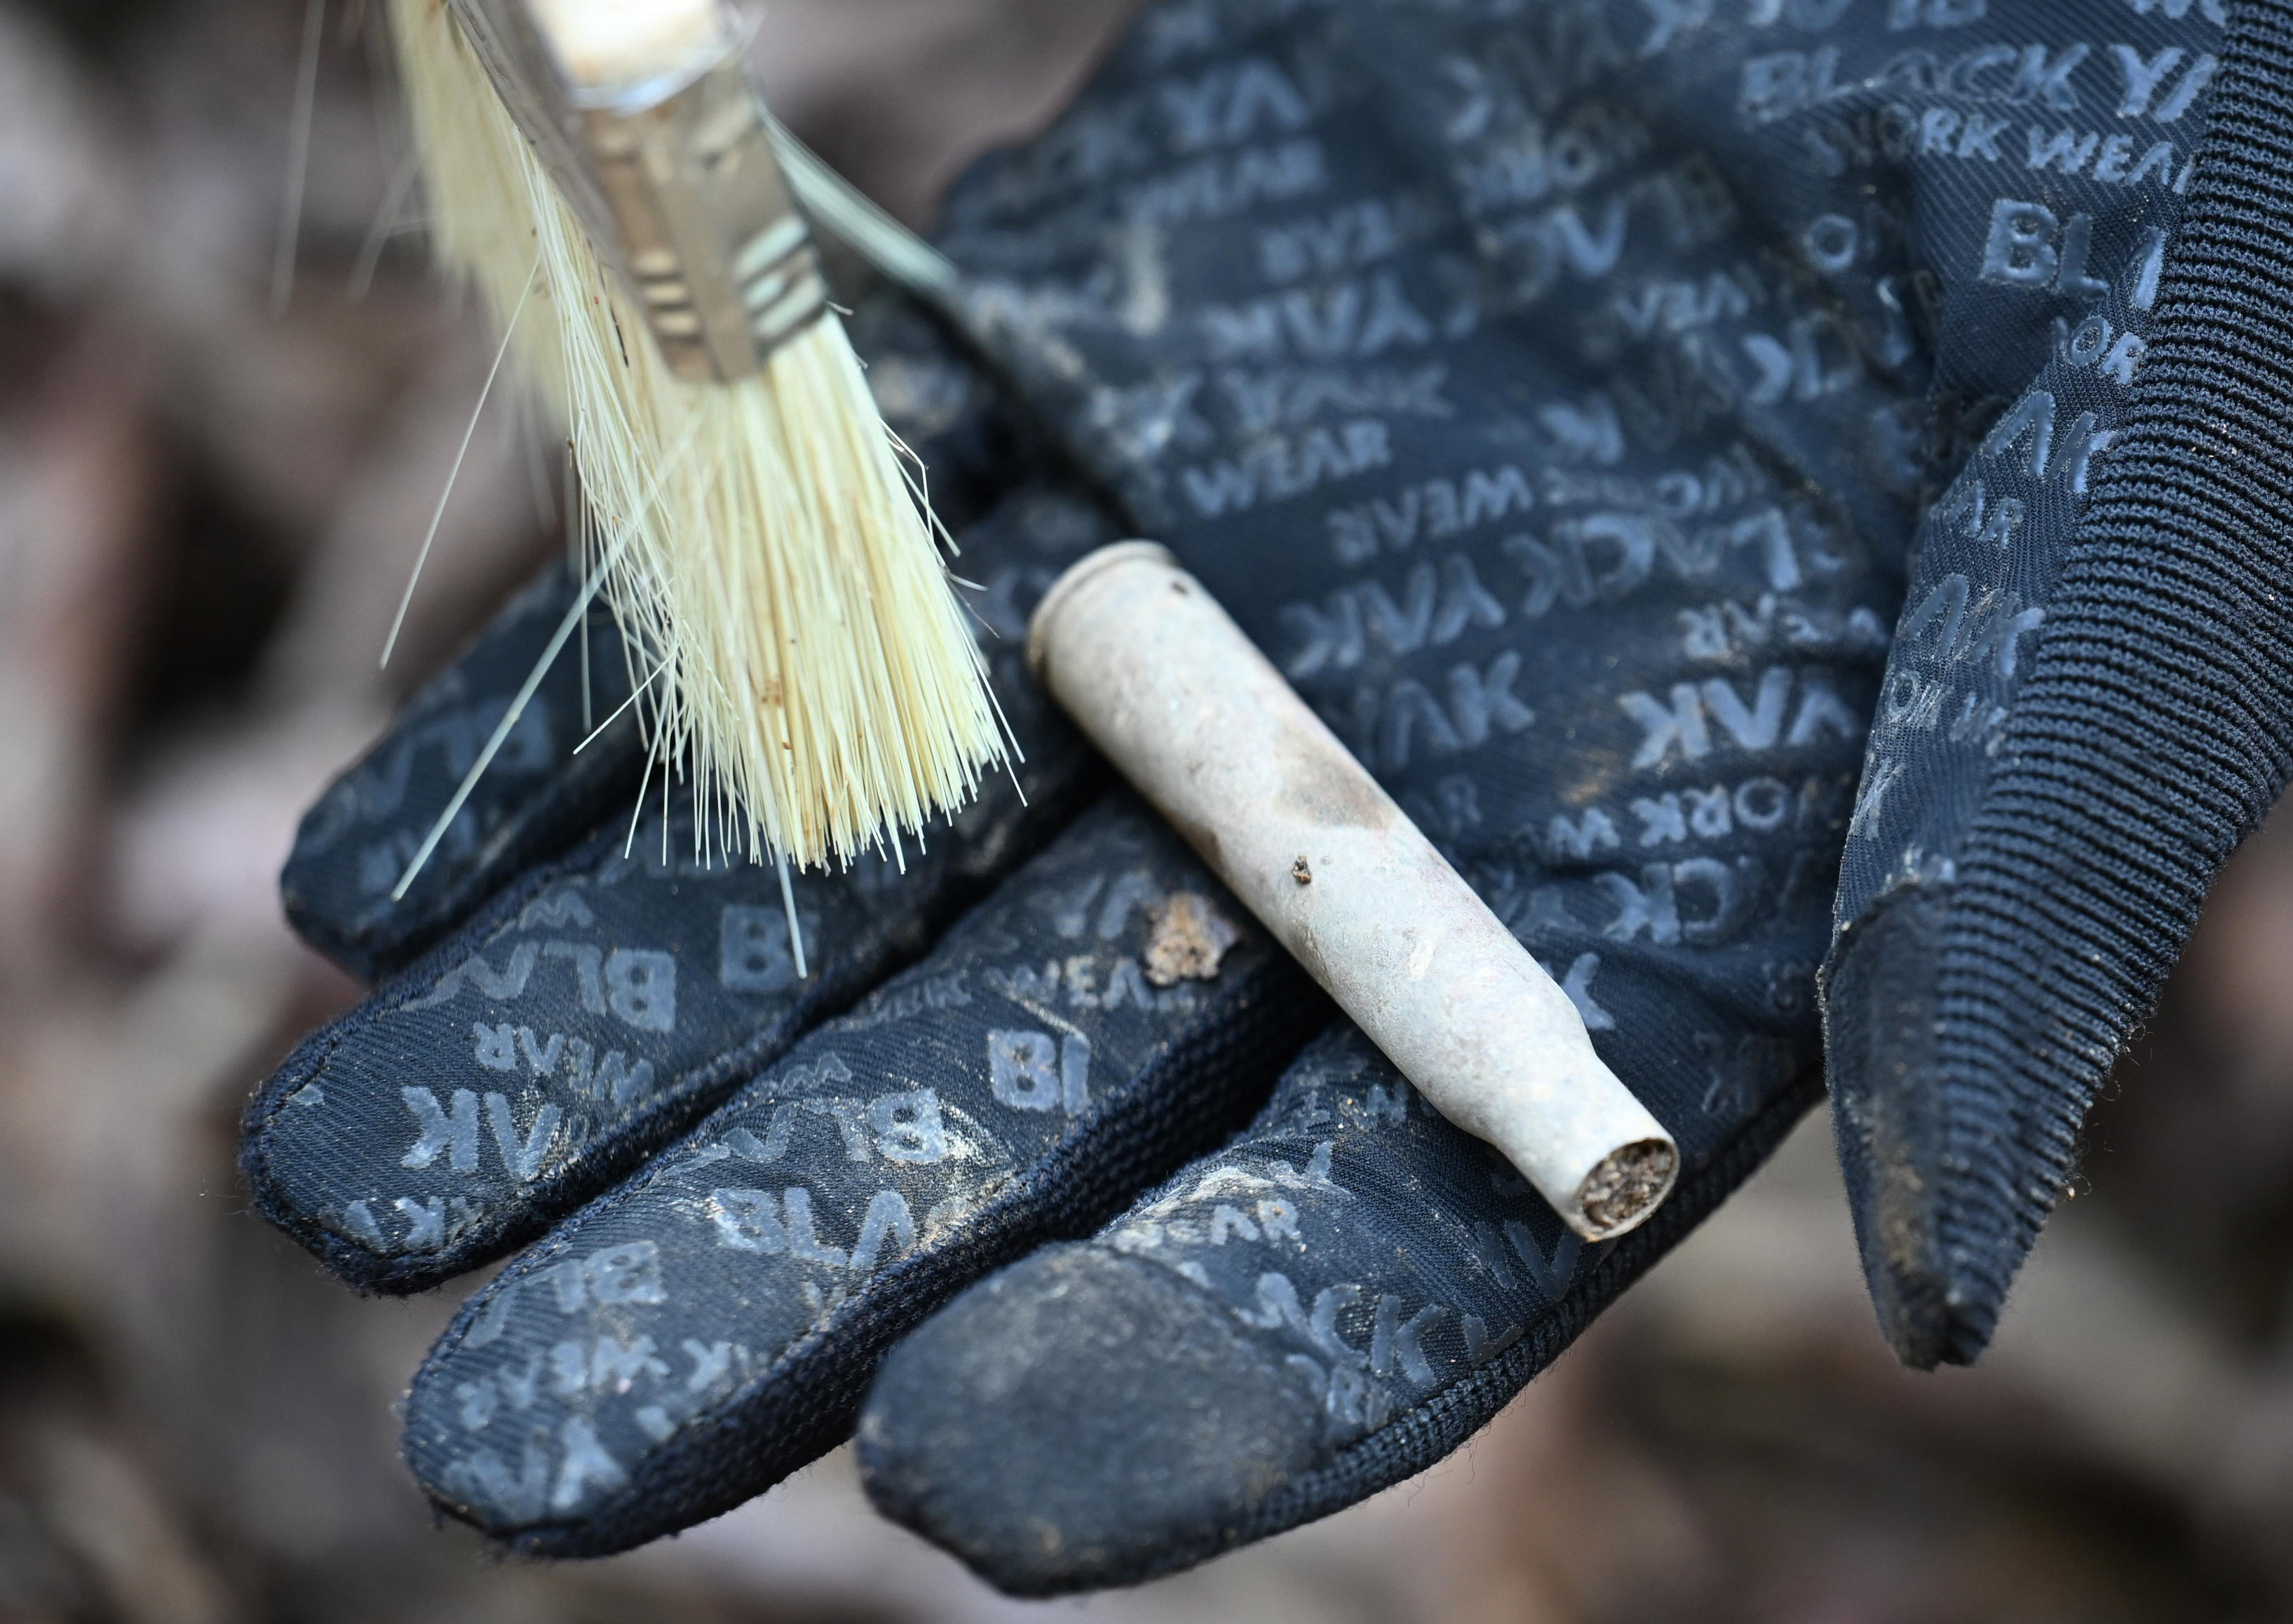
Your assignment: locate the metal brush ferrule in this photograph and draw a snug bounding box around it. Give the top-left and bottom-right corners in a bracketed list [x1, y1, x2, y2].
[576, 60, 826, 381]
[449, 0, 826, 383]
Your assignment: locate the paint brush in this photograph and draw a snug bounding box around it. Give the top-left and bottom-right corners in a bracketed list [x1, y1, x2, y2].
[388, 0, 1006, 877]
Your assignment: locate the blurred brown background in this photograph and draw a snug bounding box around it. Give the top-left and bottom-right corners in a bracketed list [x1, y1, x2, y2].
[1, 1, 2291, 1618]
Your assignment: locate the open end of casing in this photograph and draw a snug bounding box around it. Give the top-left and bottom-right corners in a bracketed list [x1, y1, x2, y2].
[1573, 1139, 1680, 1240]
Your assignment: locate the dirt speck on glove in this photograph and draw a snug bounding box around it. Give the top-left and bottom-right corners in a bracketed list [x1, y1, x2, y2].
[1143, 893, 1237, 987]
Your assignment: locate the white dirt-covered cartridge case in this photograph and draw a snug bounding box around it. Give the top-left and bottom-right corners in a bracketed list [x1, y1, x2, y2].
[1029, 542, 1679, 1242]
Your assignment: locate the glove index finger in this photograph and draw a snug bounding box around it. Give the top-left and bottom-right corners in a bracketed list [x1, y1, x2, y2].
[248, 473, 1127, 1296]
[285, 561, 644, 980]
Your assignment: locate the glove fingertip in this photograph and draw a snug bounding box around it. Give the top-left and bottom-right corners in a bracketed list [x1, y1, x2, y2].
[1822, 887, 2003, 1371]
[238, 1025, 423, 1297]
[280, 562, 641, 981]
[858, 1243, 1323, 1597]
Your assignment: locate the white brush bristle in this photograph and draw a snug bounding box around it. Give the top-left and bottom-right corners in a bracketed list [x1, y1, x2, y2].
[391, 0, 1006, 870]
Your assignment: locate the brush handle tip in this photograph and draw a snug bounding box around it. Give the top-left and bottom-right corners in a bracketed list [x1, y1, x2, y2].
[526, 0, 725, 93]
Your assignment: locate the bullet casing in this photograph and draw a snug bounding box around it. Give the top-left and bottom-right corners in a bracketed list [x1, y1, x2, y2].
[1029, 543, 1679, 1242]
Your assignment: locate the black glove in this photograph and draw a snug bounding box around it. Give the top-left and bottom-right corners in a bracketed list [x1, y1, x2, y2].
[1819, 0, 2293, 1367]
[238, 0, 2293, 1595]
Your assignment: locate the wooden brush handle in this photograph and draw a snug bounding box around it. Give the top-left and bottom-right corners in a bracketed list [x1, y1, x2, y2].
[526, 0, 723, 95]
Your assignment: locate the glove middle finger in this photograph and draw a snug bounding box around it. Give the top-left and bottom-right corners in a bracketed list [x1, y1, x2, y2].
[395, 794, 1326, 1554]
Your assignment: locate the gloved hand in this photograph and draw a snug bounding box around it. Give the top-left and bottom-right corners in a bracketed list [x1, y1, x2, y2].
[239, 0, 2293, 1595]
